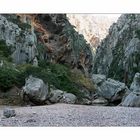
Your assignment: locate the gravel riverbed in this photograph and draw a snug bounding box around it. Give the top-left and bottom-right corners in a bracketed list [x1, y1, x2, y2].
[0, 104, 140, 126]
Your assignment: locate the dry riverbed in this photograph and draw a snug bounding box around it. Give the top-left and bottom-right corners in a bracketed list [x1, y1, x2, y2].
[0, 104, 140, 126]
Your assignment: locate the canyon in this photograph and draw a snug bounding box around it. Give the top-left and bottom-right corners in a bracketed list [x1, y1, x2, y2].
[0, 14, 140, 126]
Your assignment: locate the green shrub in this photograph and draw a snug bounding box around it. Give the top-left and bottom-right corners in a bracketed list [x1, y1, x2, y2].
[17, 63, 75, 92]
[6, 15, 31, 31]
[16, 62, 95, 98]
[70, 69, 95, 92]
[135, 29, 140, 39]
[19, 23, 31, 30]
[0, 60, 95, 98]
[0, 40, 12, 58]
[0, 67, 19, 91]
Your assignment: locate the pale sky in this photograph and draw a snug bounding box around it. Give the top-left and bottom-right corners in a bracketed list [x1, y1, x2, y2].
[92, 14, 121, 17]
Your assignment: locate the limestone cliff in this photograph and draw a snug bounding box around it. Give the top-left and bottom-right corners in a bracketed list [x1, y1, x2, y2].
[0, 14, 93, 75]
[0, 14, 37, 64]
[67, 14, 119, 52]
[93, 14, 140, 85]
[33, 14, 93, 74]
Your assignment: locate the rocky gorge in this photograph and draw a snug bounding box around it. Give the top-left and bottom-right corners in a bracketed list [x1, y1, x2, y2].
[0, 14, 140, 126]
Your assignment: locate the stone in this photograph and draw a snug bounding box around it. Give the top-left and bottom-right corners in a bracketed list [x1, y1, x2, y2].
[80, 98, 92, 105]
[3, 108, 16, 118]
[49, 89, 64, 103]
[32, 57, 38, 66]
[25, 119, 36, 123]
[92, 74, 106, 85]
[92, 97, 108, 106]
[96, 78, 127, 102]
[0, 60, 4, 67]
[60, 93, 77, 104]
[48, 89, 78, 104]
[120, 73, 140, 107]
[130, 73, 140, 92]
[121, 92, 140, 107]
[22, 76, 49, 104]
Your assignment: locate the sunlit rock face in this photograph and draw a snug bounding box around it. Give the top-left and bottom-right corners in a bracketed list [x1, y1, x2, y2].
[67, 14, 120, 52]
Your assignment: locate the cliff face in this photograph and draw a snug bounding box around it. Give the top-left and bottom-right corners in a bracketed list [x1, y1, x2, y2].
[67, 14, 119, 52]
[33, 14, 93, 74]
[0, 15, 37, 64]
[0, 14, 93, 75]
[93, 14, 140, 85]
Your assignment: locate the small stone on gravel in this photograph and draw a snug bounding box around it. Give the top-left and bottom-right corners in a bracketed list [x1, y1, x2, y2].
[3, 108, 16, 118]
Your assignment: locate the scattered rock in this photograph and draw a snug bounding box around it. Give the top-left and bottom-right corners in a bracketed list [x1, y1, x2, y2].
[33, 57, 38, 66]
[121, 73, 140, 107]
[130, 73, 140, 92]
[80, 98, 92, 105]
[25, 119, 37, 123]
[92, 97, 108, 106]
[49, 89, 64, 103]
[96, 78, 127, 102]
[48, 89, 77, 104]
[121, 92, 140, 107]
[92, 74, 106, 85]
[3, 108, 16, 118]
[22, 76, 49, 104]
[60, 93, 77, 104]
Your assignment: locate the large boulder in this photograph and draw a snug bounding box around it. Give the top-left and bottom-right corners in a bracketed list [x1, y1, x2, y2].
[78, 98, 92, 105]
[121, 92, 140, 107]
[92, 74, 106, 85]
[121, 73, 140, 107]
[49, 89, 64, 103]
[60, 93, 77, 104]
[130, 73, 140, 92]
[92, 97, 108, 106]
[22, 76, 49, 104]
[96, 78, 127, 102]
[48, 89, 77, 104]
[3, 108, 16, 118]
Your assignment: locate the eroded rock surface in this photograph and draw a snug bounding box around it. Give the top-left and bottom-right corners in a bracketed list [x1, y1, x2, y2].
[0, 15, 37, 64]
[22, 76, 49, 104]
[121, 73, 140, 107]
[93, 14, 140, 85]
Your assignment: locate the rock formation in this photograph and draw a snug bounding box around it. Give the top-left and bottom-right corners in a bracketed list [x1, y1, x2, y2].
[22, 76, 49, 105]
[31, 14, 94, 75]
[121, 73, 140, 107]
[67, 14, 119, 52]
[3, 108, 16, 118]
[0, 14, 93, 75]
[1, 14, 140, 107]
[93, 14, 140, 86]
[92, 74, 128, 105]
[0, 15, 37, 64]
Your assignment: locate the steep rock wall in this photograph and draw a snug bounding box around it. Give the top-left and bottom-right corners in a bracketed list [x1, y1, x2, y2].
[0, 14, 94, 75]
[33, 14, 94, 75]
[93, 14, 140, 85]
[0, 15, 37, 64]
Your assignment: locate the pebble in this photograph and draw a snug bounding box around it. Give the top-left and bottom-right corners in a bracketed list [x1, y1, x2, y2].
[3, 108, 16, 118]
[0, 104, 140, 126]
